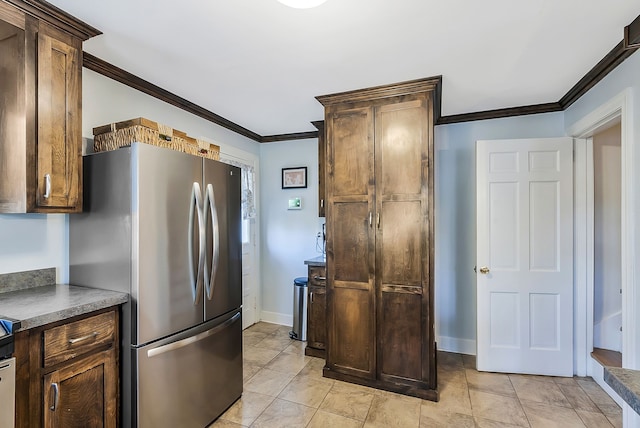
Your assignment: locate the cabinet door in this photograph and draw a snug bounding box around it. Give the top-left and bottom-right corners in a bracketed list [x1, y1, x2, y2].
[313, 121, 326, 217]
[43, 348, 117, 428]
[36, 26, 81, 211]
[0, 16, 27, 212]
[308, 285, 326, 349]
[374, 96, 435, 386]
[326, 106, 376, 379]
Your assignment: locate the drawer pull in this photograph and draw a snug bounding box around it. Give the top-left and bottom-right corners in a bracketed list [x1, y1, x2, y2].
[68, 332, 98, 345]
[313, 275, 326, 281]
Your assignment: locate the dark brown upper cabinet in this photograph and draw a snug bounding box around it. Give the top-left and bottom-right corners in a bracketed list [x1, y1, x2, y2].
[0, 0, 99, 213]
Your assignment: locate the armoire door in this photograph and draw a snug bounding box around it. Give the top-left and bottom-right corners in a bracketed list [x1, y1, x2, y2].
[375, 96, 435, 387]
[326, 106, 376, 379]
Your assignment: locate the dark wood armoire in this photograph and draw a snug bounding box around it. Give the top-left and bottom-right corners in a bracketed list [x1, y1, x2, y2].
[316, 76, 440, 401]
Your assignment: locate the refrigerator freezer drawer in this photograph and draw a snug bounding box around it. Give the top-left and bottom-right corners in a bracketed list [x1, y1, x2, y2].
[135, 311, 242, 428]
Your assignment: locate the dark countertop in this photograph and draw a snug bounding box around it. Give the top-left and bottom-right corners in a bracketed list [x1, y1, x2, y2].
[604, 367, 640, 415]
[0, 284, 128, 332]
[304, 255, 326, 267]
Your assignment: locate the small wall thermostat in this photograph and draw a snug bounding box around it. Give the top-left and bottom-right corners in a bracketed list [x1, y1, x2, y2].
[288, 197, 302, 210]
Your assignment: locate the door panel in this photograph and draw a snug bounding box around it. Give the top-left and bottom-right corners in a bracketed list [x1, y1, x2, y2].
[204, 160, 242, 321]
[477, 137, 573, 376]
[328, 287, 374, 377]
[380, 201, 422, 286]
[332, 202, 370, 283]
[379, 290, 422, 381]
[331, 108, 371, 198]
[43, 349, 116, 428]
[308, 286, 326, 349]
[135, 143, 204, 345]
[378, 100, 424, 196]
[136, 311, 242, 428]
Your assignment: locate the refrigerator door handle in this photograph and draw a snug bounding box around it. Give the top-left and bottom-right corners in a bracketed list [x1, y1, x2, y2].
[188, 182, 206, 304]
[146, 312, 241, 358]
[204, 183, 220, 301]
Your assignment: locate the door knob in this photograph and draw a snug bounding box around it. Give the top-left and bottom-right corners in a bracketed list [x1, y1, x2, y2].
[479, 266, 490, 274]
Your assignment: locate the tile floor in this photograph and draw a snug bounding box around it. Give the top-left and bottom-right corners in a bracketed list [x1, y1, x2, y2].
[210, 322, 622, 428]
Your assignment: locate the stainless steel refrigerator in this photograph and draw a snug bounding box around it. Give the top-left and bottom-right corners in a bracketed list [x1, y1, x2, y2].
[69, 142, 242, 428]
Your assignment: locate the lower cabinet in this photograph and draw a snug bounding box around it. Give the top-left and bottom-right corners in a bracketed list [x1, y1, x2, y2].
[43, 348, 117, 428]
[305, 265, 326, 358]
[15, 308, 119, 428]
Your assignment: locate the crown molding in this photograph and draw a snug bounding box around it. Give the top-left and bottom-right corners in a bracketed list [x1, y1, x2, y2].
[261, 131, 318, 142]
[83, 32, 639, 139]
[437, 102, 563, 125]
[83, 52, 263, 142]
[5, 0, 101, 40]
[316, 76, 442, 107]
[559, 41, 636, 109]
[624, 14, 640, 49]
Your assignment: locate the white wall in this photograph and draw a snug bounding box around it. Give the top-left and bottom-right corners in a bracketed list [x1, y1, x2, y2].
[259, 139, 324, 325]
[593, 124, 622, 352]
[434, 111, 565, 353]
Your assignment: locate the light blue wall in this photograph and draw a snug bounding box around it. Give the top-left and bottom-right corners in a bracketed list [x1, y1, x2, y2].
[564, 49, 640, 365]
[259, 139, 324, 323]
[3, 46, 639, 352]
[0, 71, 259, 284]
[82, 69, 260, 157]
[0, 214, 68, 281]
[434, 112, 565, 348]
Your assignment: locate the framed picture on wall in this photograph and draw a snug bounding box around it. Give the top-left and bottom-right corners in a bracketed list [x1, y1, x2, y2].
[282, 167, 307, 189]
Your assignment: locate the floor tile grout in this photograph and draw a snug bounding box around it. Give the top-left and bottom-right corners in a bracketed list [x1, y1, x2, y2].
[213, 323, 622, 428]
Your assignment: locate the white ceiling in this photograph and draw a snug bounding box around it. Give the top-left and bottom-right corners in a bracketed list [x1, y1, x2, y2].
[48, 0, 640, 137]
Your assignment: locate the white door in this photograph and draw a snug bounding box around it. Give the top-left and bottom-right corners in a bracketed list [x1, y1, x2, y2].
[219, 147, 260, 330]
[476, 137, 574, 376]
[242, 217, 258, 329]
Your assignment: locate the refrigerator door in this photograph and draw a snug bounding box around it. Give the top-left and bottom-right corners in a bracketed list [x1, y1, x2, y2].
[203, 160, 242, 321]
[135, 310, 242, 428]
[134, 143, 205, 345]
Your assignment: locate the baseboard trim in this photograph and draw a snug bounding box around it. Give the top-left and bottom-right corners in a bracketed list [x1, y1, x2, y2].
[437, 336, 476, 355]
[260, 311, 292, 327]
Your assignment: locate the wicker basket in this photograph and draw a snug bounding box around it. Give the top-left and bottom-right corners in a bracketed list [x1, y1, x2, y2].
[93, 118, 184, 153]
[183, 137, 220, 161]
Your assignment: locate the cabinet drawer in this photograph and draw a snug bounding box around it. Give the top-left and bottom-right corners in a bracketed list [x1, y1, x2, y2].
[309, 266, 326, 287]
[43, 311, 115, 367]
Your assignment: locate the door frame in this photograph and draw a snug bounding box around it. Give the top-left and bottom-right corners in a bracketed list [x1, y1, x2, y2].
[569, 88, 635, 377]
[219, 145, 261, 329]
